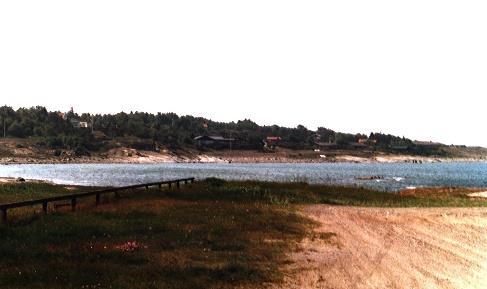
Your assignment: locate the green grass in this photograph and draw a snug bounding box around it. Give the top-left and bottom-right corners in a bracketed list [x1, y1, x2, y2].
[0, 179, 486, 289]
[174, 178, 487, 208]
[0, 183, 89, 204]
[0, 181, 316, 289]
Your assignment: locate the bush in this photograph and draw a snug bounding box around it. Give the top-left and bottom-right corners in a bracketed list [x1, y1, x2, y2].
[46, 137, 64, 148]
[74, 146, 90, 156]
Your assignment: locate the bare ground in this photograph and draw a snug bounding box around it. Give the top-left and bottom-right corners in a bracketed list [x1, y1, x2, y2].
[277, 206, 487, 289]
[2, 138, 486, 164]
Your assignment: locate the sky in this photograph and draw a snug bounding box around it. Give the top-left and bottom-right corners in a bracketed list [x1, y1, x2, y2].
[0, 1, 486, 147]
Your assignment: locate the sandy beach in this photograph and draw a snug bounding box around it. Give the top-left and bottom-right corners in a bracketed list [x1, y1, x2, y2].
[276, 205, 487, 289]
[0, 148, 485, 165]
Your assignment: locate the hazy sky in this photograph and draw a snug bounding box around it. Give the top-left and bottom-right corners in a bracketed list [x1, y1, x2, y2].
[1, 1, 486, 146]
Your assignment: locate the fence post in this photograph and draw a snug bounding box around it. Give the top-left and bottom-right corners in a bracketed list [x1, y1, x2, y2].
[1, 209, 6, 224]
[71, 198, 77, 212]
[0, 177, 194, 224]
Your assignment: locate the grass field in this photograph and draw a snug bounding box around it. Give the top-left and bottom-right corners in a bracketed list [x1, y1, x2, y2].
[0, 179, 486, 289]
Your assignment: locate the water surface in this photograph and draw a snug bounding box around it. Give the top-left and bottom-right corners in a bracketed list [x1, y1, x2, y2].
[1, 162, 486, 191]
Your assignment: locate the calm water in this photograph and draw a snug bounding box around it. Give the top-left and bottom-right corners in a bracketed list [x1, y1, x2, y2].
[0, 162, 486, 191]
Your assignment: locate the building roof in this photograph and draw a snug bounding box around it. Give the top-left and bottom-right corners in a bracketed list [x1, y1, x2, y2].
[266, 136, 282, 141]
[194, 135, 235, 141]
[349, 142, 367, 147]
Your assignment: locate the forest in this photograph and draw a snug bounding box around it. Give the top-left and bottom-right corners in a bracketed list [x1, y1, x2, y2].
[0, 106, 443, 155]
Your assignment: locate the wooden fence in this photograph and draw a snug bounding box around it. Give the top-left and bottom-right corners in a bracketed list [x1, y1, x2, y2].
[0, 177, 195, 223]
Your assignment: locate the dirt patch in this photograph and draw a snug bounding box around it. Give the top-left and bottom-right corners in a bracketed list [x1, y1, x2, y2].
[276, 205, 487, 289]
[468, 192, 487, 199]
[398, 187, 485, 197]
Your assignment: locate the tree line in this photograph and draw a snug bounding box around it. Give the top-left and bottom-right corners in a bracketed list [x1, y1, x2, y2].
[0, 106, 443, 155]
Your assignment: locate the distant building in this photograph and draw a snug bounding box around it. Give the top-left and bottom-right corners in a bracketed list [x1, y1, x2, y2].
[70, 119, 80, 128]
[358, 138, 377, 145]
[92, 130, 108, 140]
[194, 135, 235, 149]
[70, 119, 89, 129]
[358, 138, 367, 144]
[264, 136, 282, 149]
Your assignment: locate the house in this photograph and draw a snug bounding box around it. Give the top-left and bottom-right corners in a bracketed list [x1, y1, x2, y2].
[70, 119, 89, 129]
[358, 138, 377, 145]
[92, 130, 108, 140]
[264, 136, 282, 149]
[194, 135, 235, 149]
[70, 119, 80, 128]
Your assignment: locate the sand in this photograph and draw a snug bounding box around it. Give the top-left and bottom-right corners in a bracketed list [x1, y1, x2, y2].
[468, 192, 487, 199]
[276, 205, 487, 289]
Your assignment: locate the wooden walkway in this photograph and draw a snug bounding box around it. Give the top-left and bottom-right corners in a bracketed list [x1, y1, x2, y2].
[0, 177, 195, 223]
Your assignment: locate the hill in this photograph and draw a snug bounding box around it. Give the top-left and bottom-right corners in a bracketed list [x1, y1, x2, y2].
[0, 105, 486, 163]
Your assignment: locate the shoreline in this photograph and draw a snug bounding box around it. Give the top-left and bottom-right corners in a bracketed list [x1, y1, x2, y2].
[1, 156, 485, 165]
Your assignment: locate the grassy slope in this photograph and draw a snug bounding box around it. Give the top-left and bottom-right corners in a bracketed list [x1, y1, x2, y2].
[0, 183, 88, 204]
[0, 182, 315, 289]
[0, 180, 486, 289]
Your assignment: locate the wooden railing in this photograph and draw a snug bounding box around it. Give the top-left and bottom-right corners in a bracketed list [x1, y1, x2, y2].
[0, 177, 195, 223]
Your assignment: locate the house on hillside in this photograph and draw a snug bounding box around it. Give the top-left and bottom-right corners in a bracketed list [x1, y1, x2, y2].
[358, 138, 377, 146]
[194, 135, 235, 149]
[264, 136, 282, 149]
[70, 119, 89, 129]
